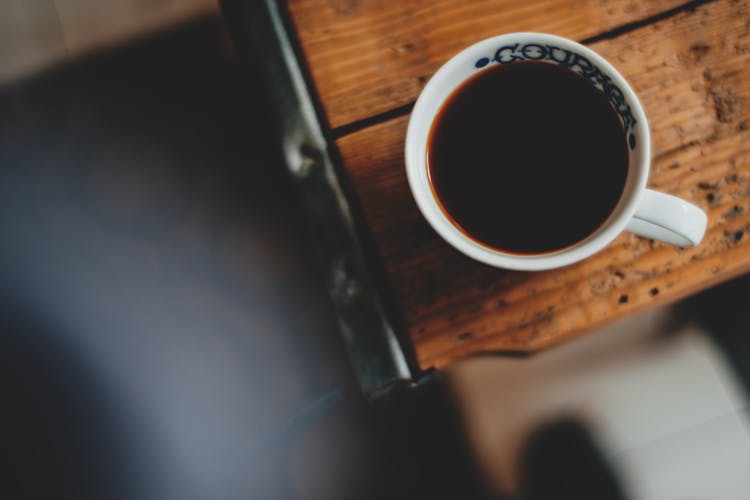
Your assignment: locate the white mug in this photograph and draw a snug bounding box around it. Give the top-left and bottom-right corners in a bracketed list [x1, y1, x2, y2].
[405, 33, 707, 271]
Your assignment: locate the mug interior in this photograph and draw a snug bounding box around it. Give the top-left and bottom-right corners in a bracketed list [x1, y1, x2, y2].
[405, 33, 650, 270]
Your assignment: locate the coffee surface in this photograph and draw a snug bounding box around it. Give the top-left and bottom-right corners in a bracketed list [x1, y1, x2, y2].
[427, 61, 629, 254]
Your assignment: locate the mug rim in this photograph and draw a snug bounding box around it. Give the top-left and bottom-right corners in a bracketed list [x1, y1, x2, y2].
[405, 32, 651, 271]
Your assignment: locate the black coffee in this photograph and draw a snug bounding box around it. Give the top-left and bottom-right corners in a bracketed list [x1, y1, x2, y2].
[427, 61, 629, 255]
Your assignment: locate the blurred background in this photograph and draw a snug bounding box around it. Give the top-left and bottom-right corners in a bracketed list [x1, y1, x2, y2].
[2, 1, 749, 499]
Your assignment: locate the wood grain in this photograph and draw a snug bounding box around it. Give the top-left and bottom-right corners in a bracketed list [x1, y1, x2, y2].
[286, 0, 690, 128]
[336, 0, 750, 368]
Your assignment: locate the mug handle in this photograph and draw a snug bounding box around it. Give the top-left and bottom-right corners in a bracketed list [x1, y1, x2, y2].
[625, 189, 708, 247]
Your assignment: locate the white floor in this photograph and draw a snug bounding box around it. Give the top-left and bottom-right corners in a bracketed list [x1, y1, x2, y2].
[450, 306, 750, 500]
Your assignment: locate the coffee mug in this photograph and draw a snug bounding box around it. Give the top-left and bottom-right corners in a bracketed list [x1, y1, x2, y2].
[405, 32, 707, 271]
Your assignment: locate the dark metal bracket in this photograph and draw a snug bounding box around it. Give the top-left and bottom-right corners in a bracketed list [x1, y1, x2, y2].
[221, 0, 420, 398]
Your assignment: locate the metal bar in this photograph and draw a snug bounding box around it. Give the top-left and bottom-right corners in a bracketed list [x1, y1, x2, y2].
[221, 0, 418, 397]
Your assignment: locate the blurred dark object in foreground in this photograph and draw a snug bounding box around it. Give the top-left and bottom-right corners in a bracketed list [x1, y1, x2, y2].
[0, 15, 488, 500]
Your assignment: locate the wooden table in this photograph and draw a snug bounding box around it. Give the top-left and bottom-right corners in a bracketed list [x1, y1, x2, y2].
[285, 0, 750, 370]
